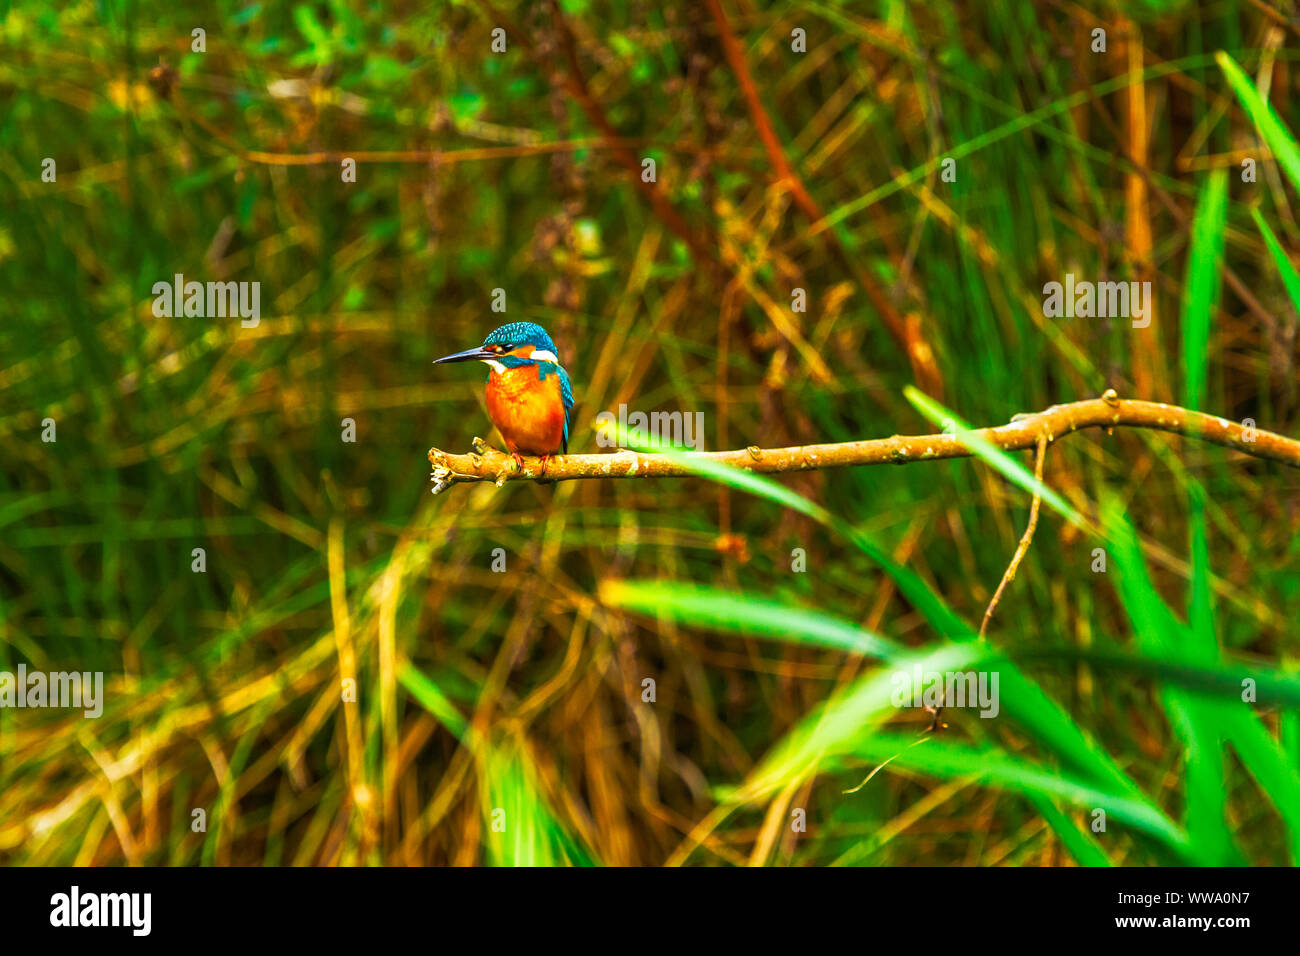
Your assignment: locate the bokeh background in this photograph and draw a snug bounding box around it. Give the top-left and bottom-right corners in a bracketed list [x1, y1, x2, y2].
[2, 0, 1299, 866]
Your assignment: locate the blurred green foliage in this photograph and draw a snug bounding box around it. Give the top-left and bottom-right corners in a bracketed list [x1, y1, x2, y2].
[1, 0, 1298, 865]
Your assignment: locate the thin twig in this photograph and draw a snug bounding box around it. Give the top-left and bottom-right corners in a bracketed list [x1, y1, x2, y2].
[979, 432, 1049, 641]
[843, 732, 936, 795]
[428, 393, 1300, 493]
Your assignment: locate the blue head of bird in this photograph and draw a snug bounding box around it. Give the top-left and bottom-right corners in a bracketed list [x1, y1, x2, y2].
[432, 322, 562, 374]
[433, 322, 575, 459]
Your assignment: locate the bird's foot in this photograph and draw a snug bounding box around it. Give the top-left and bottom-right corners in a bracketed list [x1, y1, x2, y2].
[537, 454, 551, 478]
[511, 452, 525, 473]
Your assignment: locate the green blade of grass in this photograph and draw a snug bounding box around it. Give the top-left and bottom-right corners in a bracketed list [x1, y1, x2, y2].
[398, 661, 468, 739]
[401, 665, 596, 866]
[731, 646, 1188, 858]
[1101, 498, 1300, 862]
[1249, 192, 1300, 800]
[903, 386, 1083, 527]
[1026, 793, 1113, 867]
[1020, 646, 1300, 707]
[604, 580, 1300, 708]
[1181, 169, 1228, 413]
[848, 736, 1189, 851]
[1250, 207, 1300, 311]
[598, 580, 900, 658]
[602, 580, 1185, 861]
[1102, 497, 1238, 863]
[1175, 167, 1236, 861]
[483, 743, 597, 867]
[630, 433, 972, 640]
[1218, 51, 1300, 193]
[611, 433, 1178, 854]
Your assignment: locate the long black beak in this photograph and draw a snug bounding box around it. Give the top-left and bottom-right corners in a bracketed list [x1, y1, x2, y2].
[433, 346, 493, 365]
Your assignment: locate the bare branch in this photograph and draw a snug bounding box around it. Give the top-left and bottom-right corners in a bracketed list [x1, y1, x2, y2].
[427, 394, 1300, 494]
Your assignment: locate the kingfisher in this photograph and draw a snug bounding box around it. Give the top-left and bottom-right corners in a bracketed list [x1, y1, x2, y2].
[433, 322, 574, 476]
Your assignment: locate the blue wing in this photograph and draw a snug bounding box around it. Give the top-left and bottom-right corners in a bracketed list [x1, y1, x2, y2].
[558, 365, 574, 453]
[538, 362, 575, 453]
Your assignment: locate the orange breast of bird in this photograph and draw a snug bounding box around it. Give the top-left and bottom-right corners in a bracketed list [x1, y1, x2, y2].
[485, 364, 566, 456]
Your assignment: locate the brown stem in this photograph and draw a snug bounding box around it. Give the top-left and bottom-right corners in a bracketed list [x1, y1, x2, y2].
[979, 432, 1049, 641]
[427, 393, 1300, 493]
